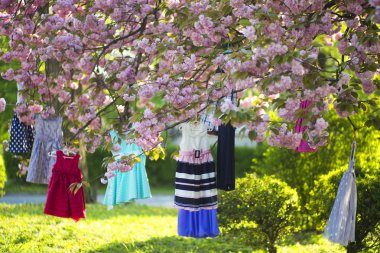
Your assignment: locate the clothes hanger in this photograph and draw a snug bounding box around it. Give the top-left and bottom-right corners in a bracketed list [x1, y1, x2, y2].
[48, 149, 75, 159]
[192, 113, 199, 125]
[48, 141, 79, 159]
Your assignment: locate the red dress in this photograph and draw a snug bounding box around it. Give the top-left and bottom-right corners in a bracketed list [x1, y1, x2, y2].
[44, 150, 86, 221]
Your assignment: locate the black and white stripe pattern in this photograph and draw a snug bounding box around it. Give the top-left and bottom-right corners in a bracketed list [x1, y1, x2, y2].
[175, 161, 218, 210]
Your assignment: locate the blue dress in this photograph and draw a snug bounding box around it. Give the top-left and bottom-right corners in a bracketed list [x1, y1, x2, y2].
[9, 113, 34, 153]
[103, 130, 151, 209]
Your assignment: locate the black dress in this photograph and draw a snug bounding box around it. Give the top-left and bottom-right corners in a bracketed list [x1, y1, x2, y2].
[216, 122, 235, 191]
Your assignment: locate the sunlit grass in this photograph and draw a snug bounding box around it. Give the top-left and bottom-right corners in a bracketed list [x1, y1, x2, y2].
[4, 181, 174, 196]
[0, 203, 344, 253]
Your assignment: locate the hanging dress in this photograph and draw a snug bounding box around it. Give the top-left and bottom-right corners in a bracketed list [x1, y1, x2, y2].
[27, 115, 63, 184]
[9, 83, 34, 153]
[175, 122, 220, 238]
[103, 130, 151, 210]
[294, 100, 317, 152]
[44, 150, 86, 221]
[9, 113, 34, 153]
[324, 141, 357, 246]
[216, 121, 235, 191]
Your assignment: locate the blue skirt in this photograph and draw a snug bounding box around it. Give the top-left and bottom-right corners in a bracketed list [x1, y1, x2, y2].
[178, 209, 220, 238]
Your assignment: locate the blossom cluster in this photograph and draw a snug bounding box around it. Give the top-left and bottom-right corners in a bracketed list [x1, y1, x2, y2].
[105, 161, 133, 179]
[0, 0, 378, 170]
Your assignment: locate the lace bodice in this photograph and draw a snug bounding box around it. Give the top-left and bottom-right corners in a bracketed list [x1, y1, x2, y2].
[34, 115, 63, 141]
[179, 123, 210, 151]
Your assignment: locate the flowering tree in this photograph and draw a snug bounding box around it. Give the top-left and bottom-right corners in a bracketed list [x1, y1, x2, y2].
[0, 0, 379, 170]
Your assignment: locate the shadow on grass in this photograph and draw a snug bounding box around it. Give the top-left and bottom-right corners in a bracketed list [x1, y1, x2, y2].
[278, 232, 324, 246]
[87, 236, 254, 253]
[86, 204, 177, 220]
[4, 181, 48, 195]
[0, 203, 177, 220]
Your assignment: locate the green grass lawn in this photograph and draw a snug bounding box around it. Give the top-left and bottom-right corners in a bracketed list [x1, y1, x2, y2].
[0, 203, 345, 253]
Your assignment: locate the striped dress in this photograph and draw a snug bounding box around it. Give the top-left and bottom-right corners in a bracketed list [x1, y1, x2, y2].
[175, 123, 219, 238]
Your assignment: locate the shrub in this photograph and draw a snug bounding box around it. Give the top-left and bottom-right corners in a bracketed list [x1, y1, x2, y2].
[0, 152, 6, 196]
[252, 112, 380, 231]
[218, 174, 300, 253]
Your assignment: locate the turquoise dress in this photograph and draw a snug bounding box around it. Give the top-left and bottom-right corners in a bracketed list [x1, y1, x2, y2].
[104, 130, 151, 209]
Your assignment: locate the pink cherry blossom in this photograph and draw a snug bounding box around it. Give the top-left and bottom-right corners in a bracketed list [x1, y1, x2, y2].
[0, 0, 377, 164]
[291, 60, 305, 76]
[28, 104, 43, 114]
[220, 98, 238, 113]
[116, 105, 125, 114]
[241, 26, 257, 41]
[0, 98, 6, 112]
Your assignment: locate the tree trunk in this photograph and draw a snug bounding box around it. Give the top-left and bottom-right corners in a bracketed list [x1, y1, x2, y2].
[79, 140, 95, 203]
[268, 244, 277, 253]
[346, 242, 362, 253]
[45, 59, 60, 76]
[41, 4, 97, 204]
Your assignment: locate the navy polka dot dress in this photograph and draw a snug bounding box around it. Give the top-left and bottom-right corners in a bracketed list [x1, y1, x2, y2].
[9, 113, 34, 153]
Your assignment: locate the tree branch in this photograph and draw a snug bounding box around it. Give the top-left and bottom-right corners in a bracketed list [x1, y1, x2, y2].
[347, 116, 357, 131]
[69, 96, 120, 142]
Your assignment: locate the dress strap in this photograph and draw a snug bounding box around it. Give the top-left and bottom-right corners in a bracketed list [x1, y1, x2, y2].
[349, 141, 356, 173]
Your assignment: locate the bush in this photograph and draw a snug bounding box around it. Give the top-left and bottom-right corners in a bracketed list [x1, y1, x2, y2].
[218, 173, 300, 253]
[252, 112, 380, 231]
[0, 152, 6, 196]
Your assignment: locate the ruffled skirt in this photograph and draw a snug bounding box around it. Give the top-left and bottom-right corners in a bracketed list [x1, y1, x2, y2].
[27, 139, 61, 184]
[178, 209, 219, 238]
[103, 164, 151, 209]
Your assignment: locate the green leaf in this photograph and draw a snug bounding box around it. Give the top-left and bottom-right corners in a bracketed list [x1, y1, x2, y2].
[248, 130, 257, 141]
[302, 72, 319, 89]
[368, 100, 377, 106]
[365, 120, 373, 127]
[82, 181, 90, 188]
[317, 52, 327, 69]
[359, 102, 367, 111]
[373, 119, 380, 131]
[68, 183, 77, 193]
[367, 63, 378, 72]
[346, 46, 356, 54]
[270, 127, 280, 135]
[73, 183, 83, 196]
[239, 19, 251, 26]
